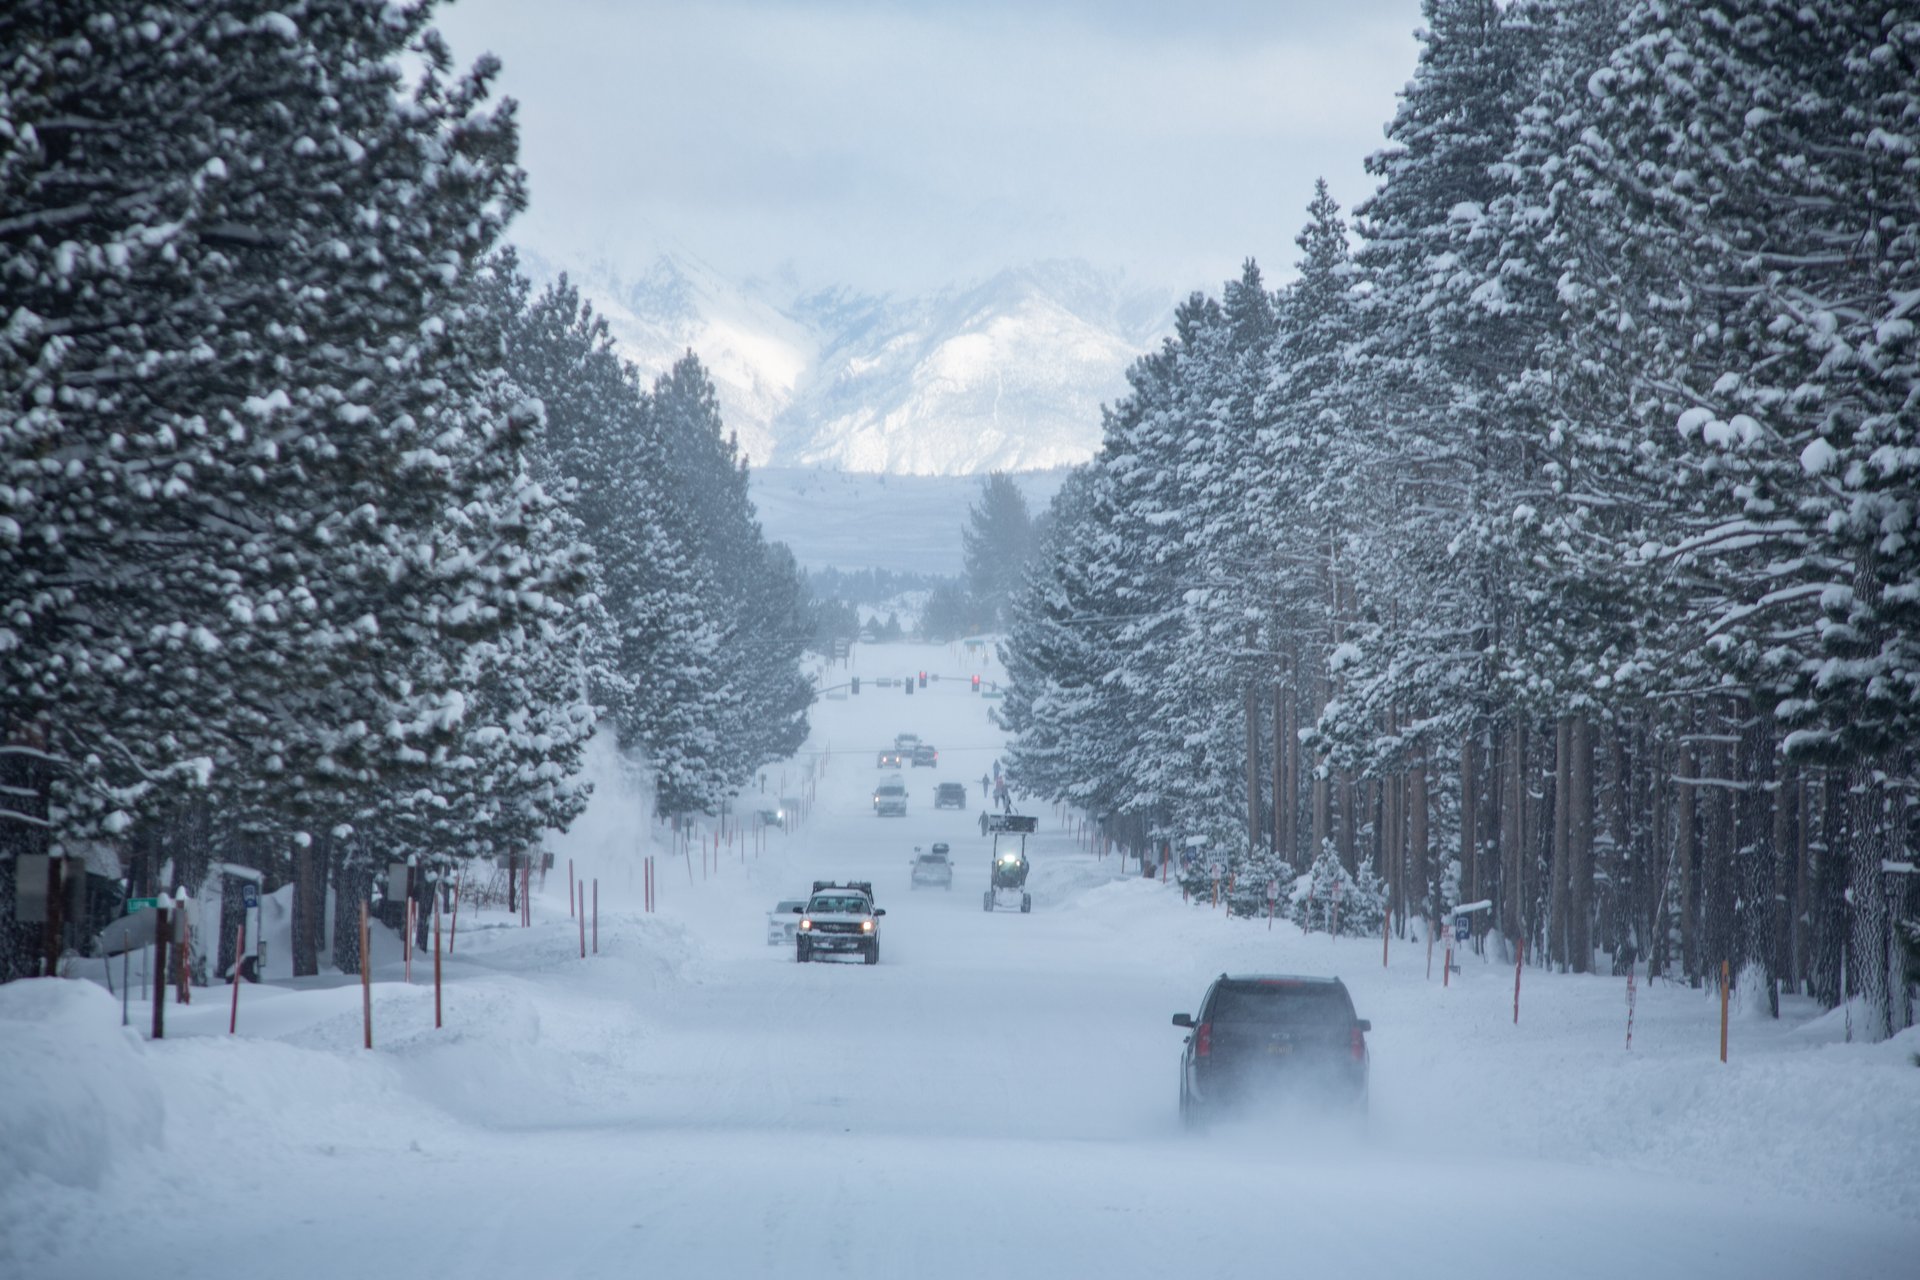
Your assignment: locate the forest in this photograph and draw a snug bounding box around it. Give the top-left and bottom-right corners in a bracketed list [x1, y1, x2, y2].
[0, 1, 813, 980]
[998, 0, 1919, 1039]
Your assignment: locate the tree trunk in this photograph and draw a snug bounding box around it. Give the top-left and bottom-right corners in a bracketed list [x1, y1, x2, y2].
[1550, 715, 1573, 970]
[1569, 713, 1594, 974]
[1503, 720, 1527, 950]
[1677, 735, 1699, 985]
[292, 832, 319, 978]
[1244, 677, 1261, 861]
[1460, 733, 1478, 914]
[1411, 745, 1430, 926]
[1846, 766, 1892, 1040]
[1271, 683, 1287, 861]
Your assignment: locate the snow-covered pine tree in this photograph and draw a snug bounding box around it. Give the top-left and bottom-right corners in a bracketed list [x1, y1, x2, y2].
[962, 473, 1036, 627]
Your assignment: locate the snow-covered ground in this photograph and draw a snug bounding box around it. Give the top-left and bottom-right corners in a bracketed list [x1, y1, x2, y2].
[4, 641, 1917, 1279]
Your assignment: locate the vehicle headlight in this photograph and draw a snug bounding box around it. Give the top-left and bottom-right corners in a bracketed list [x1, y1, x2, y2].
[861, 919, 874, 932]
[799, 918, 812, 930]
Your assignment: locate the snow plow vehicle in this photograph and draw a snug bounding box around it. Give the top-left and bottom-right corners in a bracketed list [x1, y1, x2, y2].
[983, 814, 1036, 913]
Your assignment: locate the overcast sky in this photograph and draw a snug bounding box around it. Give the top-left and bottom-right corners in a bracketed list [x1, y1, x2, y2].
[434, 0, 1427, 295]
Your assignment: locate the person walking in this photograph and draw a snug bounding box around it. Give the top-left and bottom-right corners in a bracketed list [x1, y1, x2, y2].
[980, 772, 991, 798]
[979, 810, 990, 837]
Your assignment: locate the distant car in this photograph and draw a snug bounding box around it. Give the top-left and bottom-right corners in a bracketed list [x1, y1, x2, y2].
[872, 775, 908, 816]
[1172, 974, 1370, 1127]
[767, 899, 808, 945]
[877, 749, 905, 769]
[757, 808, 784, 830]
[910, 844, 954, 890]
[934, 781, 968, 809]
[911, 744, 938, 768]
[894, 733, 920, 751]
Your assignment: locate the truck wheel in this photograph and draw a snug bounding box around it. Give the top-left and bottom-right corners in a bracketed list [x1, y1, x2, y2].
[797, 940, 811, 963]
[865, 943, 879, 965]
[1020, 894, 1031, 913]
[983, 891, 993, 912]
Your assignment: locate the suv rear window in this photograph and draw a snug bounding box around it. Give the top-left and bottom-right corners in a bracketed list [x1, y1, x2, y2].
[1207, 981, 1353, 1027]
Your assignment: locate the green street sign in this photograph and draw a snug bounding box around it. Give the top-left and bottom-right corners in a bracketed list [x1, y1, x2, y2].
[126, 897, 159, 913]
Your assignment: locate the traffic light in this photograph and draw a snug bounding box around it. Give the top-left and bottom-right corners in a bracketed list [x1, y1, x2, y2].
[850, 676, 860, 695]
[971, 674, 981, 692]
[918, 671, 927, 688]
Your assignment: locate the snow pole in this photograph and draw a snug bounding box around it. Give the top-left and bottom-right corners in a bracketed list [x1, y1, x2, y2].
[1728, 955, 1743, 1066]
[592, 880, 598, 955]
[229, 923, 244, 1035]
[1443, 934, 1452, 988]
[1426, 918, 1435, 981]
[569, 858, 575, 918]
[450, 867, 463, 954]
[404, 898, 414, 985]
[684, 838, 694, 886]
[1382, 911, 1390, 968]
[360, 901, 372, 1050]
[578, 883, 586, 959]
[1513, 936, 1524, 1025]
[433, 891, 443, 1030]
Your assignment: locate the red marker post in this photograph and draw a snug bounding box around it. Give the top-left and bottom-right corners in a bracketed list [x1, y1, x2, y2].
[578, 883, 586, 959]
[592, 880, 599, 955]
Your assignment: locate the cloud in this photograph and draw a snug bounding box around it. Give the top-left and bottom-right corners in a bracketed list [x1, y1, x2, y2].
[435, 0, 1423, 292]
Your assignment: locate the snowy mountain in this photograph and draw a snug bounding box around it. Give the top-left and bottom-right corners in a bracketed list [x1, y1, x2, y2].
[518, 250, 1169, 475]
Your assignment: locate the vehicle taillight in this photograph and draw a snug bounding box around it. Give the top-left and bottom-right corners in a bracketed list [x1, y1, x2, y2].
[1195, 1023, 1212, 1057]
[1350, 1024, 1366, 1061]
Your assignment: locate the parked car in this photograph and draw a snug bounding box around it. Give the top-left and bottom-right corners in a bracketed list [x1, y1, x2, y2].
[911, 744, 938, 768]
[910, 844, 954, 890]
[934, 781, 968, 809]
[767, 899, 808, 945]
[1172, 974, 1370, 1126]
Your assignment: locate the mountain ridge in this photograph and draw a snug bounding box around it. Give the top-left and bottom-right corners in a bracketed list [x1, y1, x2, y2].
[517, 248, 1170, 476]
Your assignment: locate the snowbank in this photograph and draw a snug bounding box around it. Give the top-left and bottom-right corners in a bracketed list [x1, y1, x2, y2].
[0, 980, 162, 1193]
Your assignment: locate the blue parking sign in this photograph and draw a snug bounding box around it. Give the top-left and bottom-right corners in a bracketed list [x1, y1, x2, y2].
[242, 884, 260, 910]
[1452, 914, 1470, 943]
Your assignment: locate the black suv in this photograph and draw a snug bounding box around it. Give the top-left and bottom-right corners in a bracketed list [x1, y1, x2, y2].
[1172, 974, 1370, 1125]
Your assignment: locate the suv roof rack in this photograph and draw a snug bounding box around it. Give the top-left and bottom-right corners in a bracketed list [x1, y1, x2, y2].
[811, 880, 875, 897]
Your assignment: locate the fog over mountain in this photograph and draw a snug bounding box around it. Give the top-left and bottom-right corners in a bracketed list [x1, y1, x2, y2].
[519, 249, 1171, 475]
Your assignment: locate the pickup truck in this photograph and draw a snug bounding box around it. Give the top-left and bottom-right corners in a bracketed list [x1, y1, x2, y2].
[794, 881, 885, 964]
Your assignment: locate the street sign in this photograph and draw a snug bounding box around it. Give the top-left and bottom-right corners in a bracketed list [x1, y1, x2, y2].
[1453, 913, 1470, 943]
[242, 884, 260, 910]
[987, 814, 1037, 834]
[127, 896, 159, 913]
[1266, 879, 1279, 901]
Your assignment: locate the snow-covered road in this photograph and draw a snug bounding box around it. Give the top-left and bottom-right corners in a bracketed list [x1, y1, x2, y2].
[5, 642, 1917, 1278]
